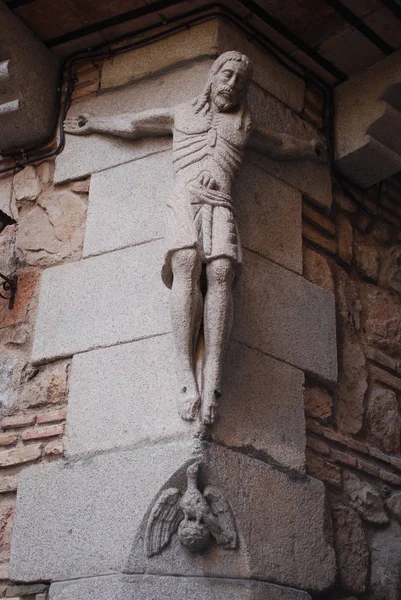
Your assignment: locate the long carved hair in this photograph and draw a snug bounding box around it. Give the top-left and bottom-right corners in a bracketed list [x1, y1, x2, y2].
[192, 51, 252, 128]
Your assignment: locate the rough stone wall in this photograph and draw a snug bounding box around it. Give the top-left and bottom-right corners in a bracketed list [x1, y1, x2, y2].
[303, 83, 401, 600]
[0, 24, 399, 600]
[0, 61, 99, 599]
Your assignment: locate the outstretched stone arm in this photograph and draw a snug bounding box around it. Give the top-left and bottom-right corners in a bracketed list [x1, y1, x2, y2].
[247, 123, 325, 162]
[63, 107, 175, 139]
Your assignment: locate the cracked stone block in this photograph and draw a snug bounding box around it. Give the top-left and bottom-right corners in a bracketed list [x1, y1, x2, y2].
[65, 336, 305, 471]
[31, 240, 171, 363]
[10, 441, 335, 592]
[234, 251, 337, 383]
[32, 242, 336, 382]
[13, 166, 41, 202]
[83, 154, 302, 274]
[64, 334, 195, 457]
[16, 190, 87, 266]
[0, 2, 59, 151]
[49, 574, 312, 600]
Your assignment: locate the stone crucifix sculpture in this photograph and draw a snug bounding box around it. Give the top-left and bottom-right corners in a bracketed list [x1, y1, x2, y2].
[64, 51, 323, 425]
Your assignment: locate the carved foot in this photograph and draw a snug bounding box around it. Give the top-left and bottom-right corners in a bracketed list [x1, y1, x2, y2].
[177, 385, 201, 421]
[202, 389, 222, 425]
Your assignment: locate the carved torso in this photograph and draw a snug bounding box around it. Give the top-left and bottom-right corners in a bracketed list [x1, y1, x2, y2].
[172, 102, 252, 196]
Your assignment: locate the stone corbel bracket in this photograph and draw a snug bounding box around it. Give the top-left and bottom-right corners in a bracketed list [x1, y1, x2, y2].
[335, 49, 401, 188]
[0, 1, 59, 153]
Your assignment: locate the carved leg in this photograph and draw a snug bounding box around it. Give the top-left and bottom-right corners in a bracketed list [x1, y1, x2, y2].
[171, 248, 203, 421]
[202, 258, 234, 425]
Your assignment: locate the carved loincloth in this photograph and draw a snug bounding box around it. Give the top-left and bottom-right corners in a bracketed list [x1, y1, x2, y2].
[161, 182, 241, 289]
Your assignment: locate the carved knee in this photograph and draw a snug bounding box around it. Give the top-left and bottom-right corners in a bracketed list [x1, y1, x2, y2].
[171, 249, 201, 281]
[207, 259, 234, 287]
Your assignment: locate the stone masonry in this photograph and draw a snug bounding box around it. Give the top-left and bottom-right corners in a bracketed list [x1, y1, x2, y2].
[3, 19, 337, 600]
[0, 12, 401, 600]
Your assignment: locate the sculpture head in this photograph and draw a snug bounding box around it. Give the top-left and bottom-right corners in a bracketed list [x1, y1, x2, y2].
[194, 51, 252, 115]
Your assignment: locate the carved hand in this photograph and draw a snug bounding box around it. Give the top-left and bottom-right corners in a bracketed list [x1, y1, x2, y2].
[63, 113, 93, 135]
[197, 170, 218, 190]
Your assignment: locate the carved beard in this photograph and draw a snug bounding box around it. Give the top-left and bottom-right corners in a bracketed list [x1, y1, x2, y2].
[211, 85, 238, 112]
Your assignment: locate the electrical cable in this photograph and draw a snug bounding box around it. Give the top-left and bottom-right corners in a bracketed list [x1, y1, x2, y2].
[0, 3, 377, 213]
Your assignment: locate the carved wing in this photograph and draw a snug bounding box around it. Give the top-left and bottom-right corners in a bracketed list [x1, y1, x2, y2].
[145, 488, 183, 557]
[203, 486, 238, 549]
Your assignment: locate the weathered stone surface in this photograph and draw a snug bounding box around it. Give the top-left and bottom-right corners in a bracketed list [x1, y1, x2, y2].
[16, 191, 87, 266]
[335, 267, 362, 334]
[380, 245, 401, 293]
[6, 583, 47, 597]
[246, 84, 331, 209]
[13, 166, 41, 202]
[101, 21, 218, 91]
[50, 574, 312, 600]
[305, 386, 333, 423]
[83, 152, 169, 257]
[32, 240, 171, 363]
[0, 224, 17, 281]
[360, 283, 401, 355]
[66, 336, 305, 469]
[0, 355, 17, 418]
[32, 244, 336, 381]
[237, 162, 302, 273]
[214, 342, 305, 470]
[55, 63, 209, 184]
[234, 251, 337, 383]
[37, 160, 54, 185]
[0, 445, 41, 468]
[10, 442, 335, 591]
[130, 444, 335, 591]
[0, 476, 18, 494]
[57, 67, 327, 208]
[84, 154, 302, 274]
[335, 336, 367, 435]
[367, 387, 400, 453]
[0, 176, 16, 220]
[303, 248, 334, 293]
[218, 20, 305, 113]
[70, 178, 90, 194]
[386, 491, 401, 522]
[370, 521, 401, 600]
[354, 233, 379, 280]
[101, 19, 304, 113]
[65, 334, 194, 456]
[18, 360, 69, 409]
[337, 214, 354, 265]
[331, 501, 368, 594]
[343, 472, 388, 524]
[10, 440, 194, 582]
[0, 501, 14, 563]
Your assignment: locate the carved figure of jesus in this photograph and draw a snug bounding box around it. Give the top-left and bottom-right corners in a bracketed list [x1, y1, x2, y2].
[64, 51, 323, 425]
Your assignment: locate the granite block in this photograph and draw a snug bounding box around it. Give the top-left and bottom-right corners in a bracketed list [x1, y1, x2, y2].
[32, 240, 171, 363]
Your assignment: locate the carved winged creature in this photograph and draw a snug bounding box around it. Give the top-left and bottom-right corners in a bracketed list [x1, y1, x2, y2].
[145, 461, 237, 556]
